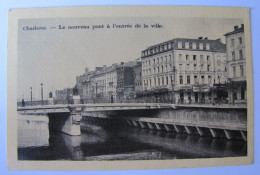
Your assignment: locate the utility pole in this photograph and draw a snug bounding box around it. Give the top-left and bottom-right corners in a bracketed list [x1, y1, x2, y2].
[41, 83, 43, 104]
[30, 87, 32, 102]
[95, 82, 98, 103]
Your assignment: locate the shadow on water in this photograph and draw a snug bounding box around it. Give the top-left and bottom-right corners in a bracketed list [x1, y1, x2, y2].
[18, 114, 247, 160]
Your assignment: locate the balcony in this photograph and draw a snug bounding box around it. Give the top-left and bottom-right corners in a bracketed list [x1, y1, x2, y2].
[228, 76, 246, 82]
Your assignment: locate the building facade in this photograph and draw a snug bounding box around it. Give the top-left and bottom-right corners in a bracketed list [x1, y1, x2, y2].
[141, 37, 227, 104]
[55, 88, 73, 101]
[225, 24, 246, 104]
[133, 60, 142, 102]
[116, 61, 136, 103]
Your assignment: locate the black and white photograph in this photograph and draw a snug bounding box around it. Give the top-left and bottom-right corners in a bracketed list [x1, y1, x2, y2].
[7, 6, 253, 170]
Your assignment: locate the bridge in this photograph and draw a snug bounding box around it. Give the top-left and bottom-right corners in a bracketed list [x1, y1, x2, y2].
[17, 101, 247, 141]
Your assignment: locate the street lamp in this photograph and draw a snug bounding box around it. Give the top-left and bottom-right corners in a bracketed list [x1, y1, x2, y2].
[41, 83, 43, 103]
[30, 87, 32, 102]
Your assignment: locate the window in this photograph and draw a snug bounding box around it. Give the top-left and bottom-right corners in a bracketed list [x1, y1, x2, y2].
[232, 52, 235, 61]
[185, 42, 189, 49]
[149, 60, 151, 66]
[241, 87, 245, 100]
[193, 55, 196, 61]
[233, 66, 236, 78]
[208, 76, 212, 84]
[162, 77, 164, 85]
[179, 64, 183, 71]
[206, 43, 210, 50]
[160, 46, 163, 52]
[165, 55, 167, 62]
[203, 43, 206, 50]
[192, 42, 196, 49]
[161, 57, 163, 63]
[180, 75, 183, 84]
[166, 76, 169, 85]
[154, 78, 156, 86]
[239, 50, 243, 60]
[154, 68, 156, 74]
[194, 64, 197, 70]
[233, 92, 237, 100]
[199, 43, 203, 50]
[161, 66, 164, 73]
[158, 78, 160, 86]
[207, 65, 210, 71]
[240, 65, 244, 76]
[201, 75, 205, 84]
[178, 42, 182, 48]
[179, 54, 183, 62]
[157, 58, 159, 63]
[186, 54, 189, 61]
[231, 38, 234, 46]
[157, 67, 160, 73]
[187, 75, 190, 84]
[186, 64, 190, 71]
[239, 37, 242, 44]
[200, 55, 204, 65]
[194, 75, 198, 83]
[168, 43, 172, 49]
[149, 79, 151, 87]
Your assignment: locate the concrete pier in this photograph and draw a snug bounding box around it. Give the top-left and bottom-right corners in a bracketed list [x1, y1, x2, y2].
[147, 122, 156, 129]
[139, 121, 147, 129]
[224, 129, 232, 140]
[49, 113, 82, 136]
[155, 123, 163, 130]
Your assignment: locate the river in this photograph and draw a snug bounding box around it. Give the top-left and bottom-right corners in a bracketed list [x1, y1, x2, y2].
[18, 114, 247, 160]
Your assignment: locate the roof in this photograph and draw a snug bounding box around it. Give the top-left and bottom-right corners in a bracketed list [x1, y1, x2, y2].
[224, 25, 244, 36]
[142, 37, 226, 58]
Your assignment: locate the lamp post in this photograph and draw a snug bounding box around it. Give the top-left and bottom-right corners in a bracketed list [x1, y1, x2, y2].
[41, 83, 43, 104]
[30, 87, 32, 102]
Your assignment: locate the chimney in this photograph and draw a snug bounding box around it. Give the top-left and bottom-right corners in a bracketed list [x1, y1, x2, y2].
[234, 25, 238, 30]
[121, 62, 124, 65]
[216, 38, 222, 42]
[241, 24, 244, 29]
[198, 37, 203, 40]
[204, 37, 208, 40]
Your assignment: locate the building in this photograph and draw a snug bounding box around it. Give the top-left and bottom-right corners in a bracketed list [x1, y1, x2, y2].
[76, 64, 119, 103]
[225, 24, 246, 104]
[133, 60, 142, 101]
[116, 61, 136, 103]
[105, 64, 118, 103]
[55, 88, 73, 101]
[141, 37, 227, 104]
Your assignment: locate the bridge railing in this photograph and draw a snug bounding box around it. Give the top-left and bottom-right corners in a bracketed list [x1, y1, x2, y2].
[17, 99, 85, 107]
[17, 98, 247, 107]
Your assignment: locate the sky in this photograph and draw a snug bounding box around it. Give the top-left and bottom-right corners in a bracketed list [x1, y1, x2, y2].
[17, 17, 243, 101]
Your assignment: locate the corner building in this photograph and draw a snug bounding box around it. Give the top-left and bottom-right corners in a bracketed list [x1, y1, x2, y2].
[141, 37, 227, 104]
[225, 24, 246, 104]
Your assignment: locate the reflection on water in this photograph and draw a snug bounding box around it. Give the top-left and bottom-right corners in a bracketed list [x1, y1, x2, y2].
[18, 114, 49, 148]
[18, 114, 247, 160]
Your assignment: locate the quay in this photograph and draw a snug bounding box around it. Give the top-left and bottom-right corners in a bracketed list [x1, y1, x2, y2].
[17, 101, 247, 141]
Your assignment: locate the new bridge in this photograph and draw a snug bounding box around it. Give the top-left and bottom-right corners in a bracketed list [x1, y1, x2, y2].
[17, 101, 247, 141]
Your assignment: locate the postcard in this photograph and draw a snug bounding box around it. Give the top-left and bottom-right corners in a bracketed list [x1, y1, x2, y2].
[7, 6, 253, 170]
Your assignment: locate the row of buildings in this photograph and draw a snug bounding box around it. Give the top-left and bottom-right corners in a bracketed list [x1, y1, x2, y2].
[56, 24, 246, 104]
